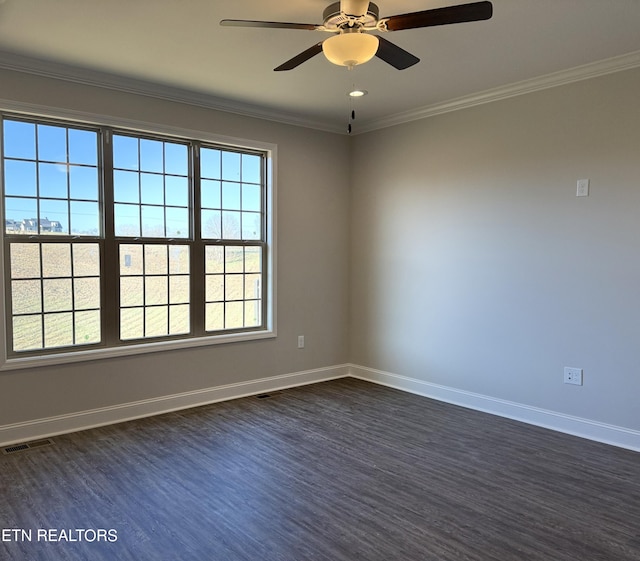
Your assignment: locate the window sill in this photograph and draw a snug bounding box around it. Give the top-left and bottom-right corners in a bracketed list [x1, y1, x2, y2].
[0, 329, 276, 372]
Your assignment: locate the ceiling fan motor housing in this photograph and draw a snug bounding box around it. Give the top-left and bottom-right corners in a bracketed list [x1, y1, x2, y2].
[323, 2, 380, 31]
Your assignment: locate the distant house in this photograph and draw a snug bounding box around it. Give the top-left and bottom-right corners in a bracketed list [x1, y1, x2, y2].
[38, 218, 63, 233]
[5, 219, 20, 232]
[9, 218, 64, 234]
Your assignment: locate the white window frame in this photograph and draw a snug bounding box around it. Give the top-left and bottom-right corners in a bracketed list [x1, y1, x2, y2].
[0, 102, 277, 371]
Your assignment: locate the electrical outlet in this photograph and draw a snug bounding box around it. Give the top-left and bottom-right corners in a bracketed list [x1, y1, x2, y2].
[297, 335, 305, 349]
[577, 179, 590, 197]
[564, 367, 583, 386]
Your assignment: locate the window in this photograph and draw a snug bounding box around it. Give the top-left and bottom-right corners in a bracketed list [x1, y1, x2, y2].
[1, 114, 274, 364]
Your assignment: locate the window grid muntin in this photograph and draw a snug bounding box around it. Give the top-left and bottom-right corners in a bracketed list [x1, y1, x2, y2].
[8, 240, 102, 352]
[200, 145, 265, 242]
[118, 242, 191, 341]
[3, 117, 101, 238]
[112, 132, 191, 239]
[2, 113, 269, 358]
[204, 243, 263, 333]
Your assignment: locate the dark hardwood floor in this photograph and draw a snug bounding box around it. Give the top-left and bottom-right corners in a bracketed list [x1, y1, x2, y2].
[1, 377, 639, 561]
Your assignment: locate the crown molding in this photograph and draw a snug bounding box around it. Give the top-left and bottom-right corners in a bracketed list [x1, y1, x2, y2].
[0, 50, 343, 134]
[355, 49, 640, 134]
[2, 49, 640, 137]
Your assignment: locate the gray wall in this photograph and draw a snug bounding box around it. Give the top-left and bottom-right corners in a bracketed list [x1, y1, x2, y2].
[350, 67, 640, 431]
[0, 68, 351, 425]
[2, 64, 639, 436]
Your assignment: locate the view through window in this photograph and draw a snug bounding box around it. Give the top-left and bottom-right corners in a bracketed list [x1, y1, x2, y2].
[1, 115, 270, 358]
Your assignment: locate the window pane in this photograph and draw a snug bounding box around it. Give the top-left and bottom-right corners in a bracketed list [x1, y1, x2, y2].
[5, 198, 38, 232]
[205, 302, 224, 331]
[4, 121, 100, 244]
[169, 276, 189, 304]
[141, 173, 164, 205]
[140, 139, 163, 173]
[3, 120, 36, 159]
[144, 245, 167, 274]
[8, 241, 101, 353]
[165, 175, 188, 207]
[242, 154, 261, 184]
[225, 274, 243, 301]
[245, 246, 262, 273]
[164, 143, 188, 175]
[10, 243, 41, 279]
[205, 246, 224, 274]
[39, 199, 69, 235]
[69, 165, 99, 201]
[206, 275, 224, 302]
[114, 170, 139, 204]
[74, 277, 100, 310]
[244, 274, 261, 299]
[201, 180, 221, 209]
[222, 151, 241, 181]
[4, 160, 37, 197]
[73, 243, 100, 277]
[225, 246, 244, 273]
[222, 182, 241, 210]
[42, 243, 71, 278]
[145, 306, 168, 337]
[201, 210, 221, 239]
[120, 307, 143, 340]
[70, 201, 100, 236]
[75, 310, 101, 344]
[13, 315, 42, 351]
[201, 148, 220, 179]
[165, 207, 188, 238]
[169, 304, 189, 335]
[11, 280, 42, 314]
[225, 301, 244, 329]
[38, 163, 68, 199]
[37, 124, 67, 163]
[145, 276, 168, 305]
[141, 205, 165, 237]
[169, 246, 189, 274]
[68, 129, 98, 166]
[222, 211, 241, 238]
[244, 300, 261, 328]
[242, 183, 261, 212]
[120, 245, 143, 275]
[113, 135, 139, 170]
[114, 203, 140, 237]
[120, 276, 144, 307]
[43, 278, 73, 312]
[242, 212, 261, 240]
[44, 312, 73, 348]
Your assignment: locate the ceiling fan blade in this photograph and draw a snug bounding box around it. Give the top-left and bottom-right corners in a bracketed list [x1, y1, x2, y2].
[220, 19, 321, 31]
[381, 1, 493, 32]
[340, 0, 370, 17]
[375, 36, 419, 70]
[274, 42, 325, 71]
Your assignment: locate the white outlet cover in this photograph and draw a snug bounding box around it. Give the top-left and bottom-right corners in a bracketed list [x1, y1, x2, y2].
[577, 179, 590, 197]
[564, 367, 583, 385]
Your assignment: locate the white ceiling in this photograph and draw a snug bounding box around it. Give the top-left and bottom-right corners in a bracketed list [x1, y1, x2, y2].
[1, 0, 640, 133]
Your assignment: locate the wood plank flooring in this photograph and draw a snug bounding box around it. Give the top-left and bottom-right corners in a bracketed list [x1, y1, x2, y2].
[1, 377, 639, 561]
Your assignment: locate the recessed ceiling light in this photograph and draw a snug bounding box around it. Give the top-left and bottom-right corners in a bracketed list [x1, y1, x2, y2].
[348, 89, 368, 98]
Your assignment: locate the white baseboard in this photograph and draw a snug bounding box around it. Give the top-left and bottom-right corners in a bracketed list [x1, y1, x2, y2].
[3, 363, 639, 453]
[0, 365, 350, 447]
[349, 364, 640, 453]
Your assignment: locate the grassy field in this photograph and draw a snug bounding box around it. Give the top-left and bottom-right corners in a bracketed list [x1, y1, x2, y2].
[8, 241, 262, 353]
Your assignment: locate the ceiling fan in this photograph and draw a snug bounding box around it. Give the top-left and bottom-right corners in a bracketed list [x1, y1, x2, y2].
[220, 1, 493, 71]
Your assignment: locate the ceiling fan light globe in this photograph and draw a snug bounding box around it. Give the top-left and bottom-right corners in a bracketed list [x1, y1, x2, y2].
[322, 33, 379, 68]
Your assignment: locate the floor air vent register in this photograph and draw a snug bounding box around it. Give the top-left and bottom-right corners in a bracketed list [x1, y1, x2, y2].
[2, 439, 54, 455]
